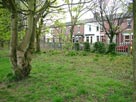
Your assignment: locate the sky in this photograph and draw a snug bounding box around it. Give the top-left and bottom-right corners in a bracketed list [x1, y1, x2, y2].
[61, 0, 121, 22]
[45, 0, 130, 25]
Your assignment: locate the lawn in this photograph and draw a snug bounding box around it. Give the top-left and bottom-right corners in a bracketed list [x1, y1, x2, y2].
[0, 50, 133, 102]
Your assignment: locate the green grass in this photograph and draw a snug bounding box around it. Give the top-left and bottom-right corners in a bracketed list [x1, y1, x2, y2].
[0, 50, 133, 102]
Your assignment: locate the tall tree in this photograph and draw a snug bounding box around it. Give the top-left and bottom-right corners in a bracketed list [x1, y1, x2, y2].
[133, 0, 136, 101]
[35, 1, 65, 52]
[89, 0, 130, 44]
[0, 0, 56, 80]
[64, 0, 93, 43]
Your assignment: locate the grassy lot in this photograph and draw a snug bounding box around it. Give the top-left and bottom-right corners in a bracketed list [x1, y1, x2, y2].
[0, 50, 133, 102]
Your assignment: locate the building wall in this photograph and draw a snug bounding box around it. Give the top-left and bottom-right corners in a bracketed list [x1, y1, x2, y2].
[99, 18, 133, 44]
[84, 22, 101, 43]
[65, 24, 84, 42]
[43, 17, 133, 44]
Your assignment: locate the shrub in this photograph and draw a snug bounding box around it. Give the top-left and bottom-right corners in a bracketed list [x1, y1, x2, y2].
[84, 42, 90, 51]
[107, 43, 116, 54]
[79, 51, 88, 56]
[65, 50, 78, 56]
[74, 42, 80, 51]
[94, 42, 106, 54]
[63, 42, 73, 50]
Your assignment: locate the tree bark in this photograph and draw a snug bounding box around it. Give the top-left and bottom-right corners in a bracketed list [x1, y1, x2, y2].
[15, 0, 35, 80]
[70, 25, 74, 43]
[9, 0, 35, 80]
[109, 35, 113, 44]
[10, 10, 18, 71]
[36, 31, 40, 52]
[36, 18, 43, 52]
[133, 0, 136, 101]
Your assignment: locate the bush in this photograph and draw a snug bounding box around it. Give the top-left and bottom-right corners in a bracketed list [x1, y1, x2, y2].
[63, 42, 73, 50]
[74, 42, 80, 51]
[94, 42, 106, 54]
[107, 43, 116, 54]
[65, 50, 78, 56]
[84, 42, 90, 51]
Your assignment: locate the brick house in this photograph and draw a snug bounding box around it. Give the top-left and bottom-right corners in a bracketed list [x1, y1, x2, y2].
[116, 18, 133, 44]
[47, 22, 84, 43]
[98, 13, 133, 44]
[44, 15, 133, 45]
[67, 24, 84, 43]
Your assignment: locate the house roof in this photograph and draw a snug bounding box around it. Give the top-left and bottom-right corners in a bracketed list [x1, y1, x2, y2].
[50, 12, 133, 28]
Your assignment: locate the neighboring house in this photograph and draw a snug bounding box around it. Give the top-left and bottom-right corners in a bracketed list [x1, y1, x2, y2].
[84, 19, 102, 44]
[43, 15, 133, 45]
[93, 13, 133, 44]
[117, 18, 133, 44]
[72, 24, 84, 43]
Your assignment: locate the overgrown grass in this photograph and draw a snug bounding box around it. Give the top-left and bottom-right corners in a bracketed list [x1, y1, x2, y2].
[0, 50, 133, 102]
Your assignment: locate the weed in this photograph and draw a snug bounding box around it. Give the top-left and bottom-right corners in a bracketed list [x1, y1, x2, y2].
[0, 49, 133, 102]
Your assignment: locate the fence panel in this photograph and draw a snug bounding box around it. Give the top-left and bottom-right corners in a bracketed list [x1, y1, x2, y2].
[116, 42, 132, 54]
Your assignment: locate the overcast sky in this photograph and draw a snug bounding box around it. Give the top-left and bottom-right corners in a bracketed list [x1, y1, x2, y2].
[45, 0, 131, 25]
[62, 0, 129, 22]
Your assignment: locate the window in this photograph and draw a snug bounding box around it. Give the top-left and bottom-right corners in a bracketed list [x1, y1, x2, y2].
[86, 36, 89, 42]
[125, 35, 130, 42]
[96, 26, 99, 31]
[127, 19, 131, 29]
[101, 36, 105, 42]
[97, 36, 99, 42]
[89, 25, 91, 31]
[75, 36, 79, 42]
[125, 35, 129, 39]
[79, 36, 82, 42]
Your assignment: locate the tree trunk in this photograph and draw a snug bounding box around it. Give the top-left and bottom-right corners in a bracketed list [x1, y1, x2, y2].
[59, 36, 62, 49]
[109, 33, 114, 44]
[36, 31, 40, 52]
[133, 0, 136, 101]
[10, 10, 18, 72]
[36, 18, 43, 52]
[109, 37, 113, 44]
[9, 0, 35, 80]
[70, 25, 74, 43]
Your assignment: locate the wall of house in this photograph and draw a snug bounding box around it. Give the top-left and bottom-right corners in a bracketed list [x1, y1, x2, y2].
[73, 24, 84, 35]
[65, 24, 84, 42]
[43, 17, 133, 44]
[84, 22, 101, 44]
[117, 18, 133, 44]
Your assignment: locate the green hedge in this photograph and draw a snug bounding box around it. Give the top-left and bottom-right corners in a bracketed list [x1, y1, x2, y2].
[94, 42, 106, 54]
[107, 43, 116, 54]
[84, 42, 90, 51]
[74, 42, 80, 51]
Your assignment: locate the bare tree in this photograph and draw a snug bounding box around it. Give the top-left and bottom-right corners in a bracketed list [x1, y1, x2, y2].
[63, 0, 93, 43]
[88, 0, 130, 44]
[35, 6, 65, 52]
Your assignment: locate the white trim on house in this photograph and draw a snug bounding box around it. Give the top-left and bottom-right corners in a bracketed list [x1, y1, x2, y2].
[122, 32, 133, 43]
[84, 22, 101, 43]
